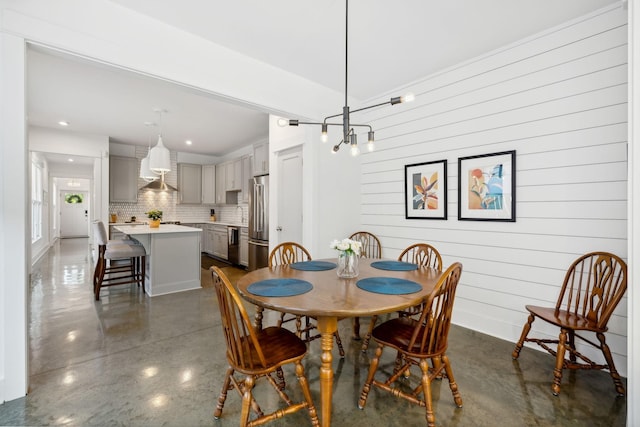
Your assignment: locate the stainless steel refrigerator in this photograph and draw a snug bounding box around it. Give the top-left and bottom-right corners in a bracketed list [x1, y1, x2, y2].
[248, 174, 269, 271]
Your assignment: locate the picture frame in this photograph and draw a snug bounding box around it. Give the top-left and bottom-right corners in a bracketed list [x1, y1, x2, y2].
[404, 159, 447, 220]
[458, 150, 515, 221]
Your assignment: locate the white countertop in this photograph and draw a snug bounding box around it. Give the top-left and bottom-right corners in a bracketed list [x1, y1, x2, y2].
[109, 221, 247, 228]
[114, 224, 202, 235]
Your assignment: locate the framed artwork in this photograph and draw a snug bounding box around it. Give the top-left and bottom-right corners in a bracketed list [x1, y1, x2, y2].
[458, 150, 515, 222]
[404, 160, 447, 220]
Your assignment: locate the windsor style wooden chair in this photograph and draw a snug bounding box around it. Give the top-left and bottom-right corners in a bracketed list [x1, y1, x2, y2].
[512, 251, 627, 396]
[210, 267, 319, 426]
[358, 262, 464, 427]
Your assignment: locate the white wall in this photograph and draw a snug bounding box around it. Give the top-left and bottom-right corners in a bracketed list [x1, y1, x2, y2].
[628, 0, 639, 422]
[360, 5, 629, 375]
[0, 31, 28, 404]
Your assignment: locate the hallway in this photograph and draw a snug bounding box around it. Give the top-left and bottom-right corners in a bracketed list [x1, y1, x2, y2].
[0, 238, 626, 426]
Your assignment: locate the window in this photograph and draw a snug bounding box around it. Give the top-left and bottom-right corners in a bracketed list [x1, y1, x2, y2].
[31, 161, 43, 243]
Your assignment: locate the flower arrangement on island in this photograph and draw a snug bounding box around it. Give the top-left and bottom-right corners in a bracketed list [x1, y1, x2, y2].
[146, 209, 163, 220]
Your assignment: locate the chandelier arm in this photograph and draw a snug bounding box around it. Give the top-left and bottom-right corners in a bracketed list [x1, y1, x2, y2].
[349, 100, 395, 114]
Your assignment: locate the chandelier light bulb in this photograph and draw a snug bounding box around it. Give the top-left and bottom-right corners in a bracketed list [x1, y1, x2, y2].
[277, 118, 288, 127]
[350, 144, 360, 157]
[367, 141, 375, 152]
[402, 92, 415, 103]
[321, 124, 328, 143]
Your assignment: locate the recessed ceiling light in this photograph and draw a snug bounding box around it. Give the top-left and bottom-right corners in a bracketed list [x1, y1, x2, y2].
[185, 140, 193, 146]
[58, 121, 69, 126]
[68, 158, 74, 162]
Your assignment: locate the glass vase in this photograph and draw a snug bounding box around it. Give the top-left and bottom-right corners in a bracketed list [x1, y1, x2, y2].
[337, 252, 359, 278]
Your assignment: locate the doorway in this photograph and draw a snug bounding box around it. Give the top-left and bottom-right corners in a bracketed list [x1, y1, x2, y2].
[276, 146, 303, 244]
[59, 190, 89, 238]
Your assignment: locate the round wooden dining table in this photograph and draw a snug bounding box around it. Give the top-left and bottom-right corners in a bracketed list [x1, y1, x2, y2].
[236, 258, 444, 427]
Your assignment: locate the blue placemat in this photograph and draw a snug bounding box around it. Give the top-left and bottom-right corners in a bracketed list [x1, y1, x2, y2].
[290, 261, 337, 271]
[371, 260, 419, 271]
[248, 278, 313, 297]
[356, 277, 422, 295]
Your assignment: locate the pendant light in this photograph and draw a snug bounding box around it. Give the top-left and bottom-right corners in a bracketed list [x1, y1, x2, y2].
[149, 108, 171, 173]
[140, 121, 158, 182]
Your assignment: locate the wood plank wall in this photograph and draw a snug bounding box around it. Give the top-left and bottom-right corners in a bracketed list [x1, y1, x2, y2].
[359, 5, 628, 374]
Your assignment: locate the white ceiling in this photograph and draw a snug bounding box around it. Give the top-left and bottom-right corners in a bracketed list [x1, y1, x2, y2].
[28, 0, 620, 160]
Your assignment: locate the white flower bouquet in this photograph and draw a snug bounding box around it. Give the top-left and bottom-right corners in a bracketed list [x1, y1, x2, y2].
[330, 238, 362, 257]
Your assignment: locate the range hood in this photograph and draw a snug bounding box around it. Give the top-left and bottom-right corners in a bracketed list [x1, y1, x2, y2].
[141, 175, 177, 191]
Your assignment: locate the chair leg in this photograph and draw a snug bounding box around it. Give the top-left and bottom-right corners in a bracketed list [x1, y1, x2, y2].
[334, 331, 345, 358]
[240, 375, 255, 427]
[295, 361, 320, 426]
[568, 330, 577, 363]
[214, 367, 234, 419]
[361, 315, 378, 352]
[512, 313, 535, 359]
[353, 317, 361, 340]
[254, 306, 264, 330]
[276, 367, 286, 391]
[95, 257, 107, 301]
[552, 328, 569, 396]
[419, 358, 436, 427]
[442, 354, 462, 407]
[140, 256, 146, 293]
[358, 344, 383, 409]
[597, 332, 626, 396]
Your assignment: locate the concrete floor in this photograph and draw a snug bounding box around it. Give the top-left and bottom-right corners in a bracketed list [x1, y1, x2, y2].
[0, 238, 627, 426]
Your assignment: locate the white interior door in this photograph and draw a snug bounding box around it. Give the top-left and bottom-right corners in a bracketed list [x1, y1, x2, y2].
[60, 190, 89, 238]
[276, 147, 303, 244]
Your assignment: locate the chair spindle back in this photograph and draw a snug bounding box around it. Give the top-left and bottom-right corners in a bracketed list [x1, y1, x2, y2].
[349, 231, 382, 259]
[269, 242, 312, 267]
[556, 252, 627, 329]
[409, 262, 462, 356]
[399, 243, 442, 270]
[211, 266, 267, 370]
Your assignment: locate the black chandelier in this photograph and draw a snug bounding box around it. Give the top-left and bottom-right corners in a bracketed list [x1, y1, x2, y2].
[278, 0, 414, 156]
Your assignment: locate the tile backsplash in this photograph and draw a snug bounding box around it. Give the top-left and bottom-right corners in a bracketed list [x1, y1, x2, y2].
[109, 146, 248, 224]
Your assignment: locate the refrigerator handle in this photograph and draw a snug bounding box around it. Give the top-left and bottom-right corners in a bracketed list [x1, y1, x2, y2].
[255, 183, 264, 233]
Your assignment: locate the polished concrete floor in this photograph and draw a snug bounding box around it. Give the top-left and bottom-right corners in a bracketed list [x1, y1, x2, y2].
[0, 238, 627, 426]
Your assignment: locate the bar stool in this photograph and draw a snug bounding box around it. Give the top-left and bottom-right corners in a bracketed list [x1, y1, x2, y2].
[92, 221, 146, 301]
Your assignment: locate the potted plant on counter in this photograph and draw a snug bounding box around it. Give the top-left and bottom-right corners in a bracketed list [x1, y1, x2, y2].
[146, 209, 163, 228]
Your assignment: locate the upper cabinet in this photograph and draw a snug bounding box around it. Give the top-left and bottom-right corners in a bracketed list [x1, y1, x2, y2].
[177, 163, 202, 204]
[253, 142, 269, 176]
[225, 158, 242, 191]
[109, 156, 138, 202]
[240, 154, 253, 203]
[215, 163, 226, 204]
[202, 164, 216, 204]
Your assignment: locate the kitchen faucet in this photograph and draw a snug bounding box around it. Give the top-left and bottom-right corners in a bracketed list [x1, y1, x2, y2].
[236, 205, 246, 224]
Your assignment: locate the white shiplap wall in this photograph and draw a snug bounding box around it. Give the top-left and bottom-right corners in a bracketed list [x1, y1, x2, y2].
[359, 5, 628, 374]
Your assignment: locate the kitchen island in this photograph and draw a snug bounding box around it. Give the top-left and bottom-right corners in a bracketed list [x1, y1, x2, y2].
[114, 224, 202, 296]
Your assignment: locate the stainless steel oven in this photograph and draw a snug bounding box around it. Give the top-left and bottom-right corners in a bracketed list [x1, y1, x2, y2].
[228, 226, 239, 265]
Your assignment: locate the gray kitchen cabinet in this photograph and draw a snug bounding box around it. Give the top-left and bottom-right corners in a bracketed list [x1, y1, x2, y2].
[240, 154, 253, 203]
[203, 225, 215, 255]
[212, 225, 228, 260]
[253, 142, 269, 176]
[201, 165, 216, 204]
[177, 163, 202, 204]
[239, 227, 248, 267]
[109, 156, 138, 202]
[225, 158, 242, 191]
[215, 163, 226, 204]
